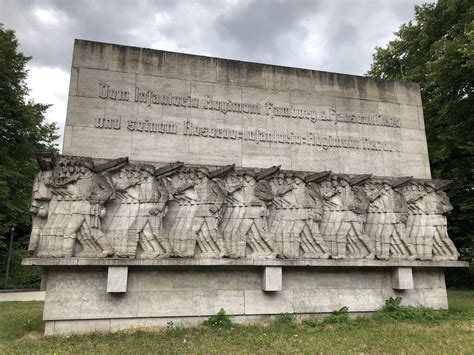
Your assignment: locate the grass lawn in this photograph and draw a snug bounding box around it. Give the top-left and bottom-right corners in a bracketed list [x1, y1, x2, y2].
[0, 290, 473, 353]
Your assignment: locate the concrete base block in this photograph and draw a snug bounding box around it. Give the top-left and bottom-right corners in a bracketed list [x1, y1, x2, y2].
[107, 266, 128, 293]
[391, 267, 414, 290]
[262, 267, 282, 291]
[41, 266, 449, 336]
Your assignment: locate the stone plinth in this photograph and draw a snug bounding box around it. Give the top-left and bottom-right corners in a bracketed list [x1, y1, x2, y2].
[37, 264, 455, 336]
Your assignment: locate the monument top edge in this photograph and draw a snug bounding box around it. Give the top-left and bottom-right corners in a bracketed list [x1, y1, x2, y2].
[74, 38, 420, 89]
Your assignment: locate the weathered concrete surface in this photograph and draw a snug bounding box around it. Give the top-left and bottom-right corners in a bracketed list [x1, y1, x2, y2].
[42, 266, 449, 335]
[23, 257, 469, 268]
[63, 40, 431, 178]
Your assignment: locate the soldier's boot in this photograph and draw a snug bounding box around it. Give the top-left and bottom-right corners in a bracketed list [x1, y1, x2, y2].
[378, 235, 390, 260]
[278, 232, 292, 259]
[328, 240, 337, 258]
[362, 241, 375, 260]
[315, 236, 331, 259]
[333, 241, 346, 260]
[28, 229, 40, 257]
[261, 233, 278, 259]
[420, 242, 433, 261]
[210, 231, 228, 258]
[156, 236, 172, 259]
[233, 232, 246, 258]
[121, 231, 139, 258]
[148, 238, 164, 258]
[94, 232, 114, 257]
[185, 232, 198, 258]
[59, 234, 76, 258]
[406, 243, 417, 260]
[291, 234, 300, 259]
[442, 235, 460, 260]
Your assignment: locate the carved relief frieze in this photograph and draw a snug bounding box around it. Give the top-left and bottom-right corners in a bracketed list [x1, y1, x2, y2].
[27, 155, 460, 262]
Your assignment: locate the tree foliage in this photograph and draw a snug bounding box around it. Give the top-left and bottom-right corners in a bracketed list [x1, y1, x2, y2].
[367, 0, 474, 257]
[0, 24, 58, 245]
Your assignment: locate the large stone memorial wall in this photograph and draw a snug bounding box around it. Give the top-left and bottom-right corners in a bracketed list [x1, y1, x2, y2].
[24, 40, 467, 336]
[64, 40, 430, 178]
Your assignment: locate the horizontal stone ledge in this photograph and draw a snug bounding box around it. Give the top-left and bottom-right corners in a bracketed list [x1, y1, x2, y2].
[22, 257, 469, 268]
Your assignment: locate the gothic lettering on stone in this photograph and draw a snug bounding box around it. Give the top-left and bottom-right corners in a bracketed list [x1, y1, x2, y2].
[95, 117, 402, 153]
[97, 82, 402, 128]
[27, 155, 460, 261]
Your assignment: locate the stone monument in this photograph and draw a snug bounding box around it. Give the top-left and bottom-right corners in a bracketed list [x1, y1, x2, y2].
[24, 40, 468, 336]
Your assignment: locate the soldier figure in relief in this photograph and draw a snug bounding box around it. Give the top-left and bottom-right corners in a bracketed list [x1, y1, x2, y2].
[275, 173, 329, 259]
[348, 177, 375, 258]
[179, 167, 227, 258]
[28, 170, 53, 257]
[227, 170, 277, 258]
[391, 180, 418, 259]
[404, 183, 428, 259]
[107, 165, 141, 257]
[363, 180, 383, 255]
[125, 164, 172, 258]
[370, 180, 416, 260]
[270, 173, 294, 257]
[422, 182, 459, 261]
[319, 177, 342, 258]
[220, 172, 246, 258]
[167, 169, 198, 257]
[332, 176, 374, 259]
[41, 158, 114, 257]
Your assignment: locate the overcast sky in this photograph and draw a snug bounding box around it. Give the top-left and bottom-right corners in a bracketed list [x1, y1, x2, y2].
[0, 0, 427, 148]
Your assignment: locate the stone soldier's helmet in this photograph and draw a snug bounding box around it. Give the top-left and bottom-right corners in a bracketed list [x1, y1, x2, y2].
[424, 181, 436, 190]
[391, 176, 413, 190]
[241, 169, 256, 178]
[141, 164, 156, 175]
[256, 165, 281, 181]
[305, 171, 331, 184]
[197, 167, 209, 177]
[76, 157, 94, 170]
[286, 171, 305, 183]
[381, 179, 392, 186]
[350, 174, 372, 186]
[209, 164, 235, 179]
[337, 174, 352, 183]
[293, 172, 306, 182]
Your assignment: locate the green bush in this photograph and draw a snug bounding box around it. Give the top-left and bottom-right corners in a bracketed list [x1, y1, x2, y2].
[302, 317, 320, 328]
[322, 306, 351, 325]
[375, 297, 448, 322]
[275, 313, 296, 326]
[382, 297, 402, 312]
[202, 308, 232, 328]
[164, 321, 186, 336]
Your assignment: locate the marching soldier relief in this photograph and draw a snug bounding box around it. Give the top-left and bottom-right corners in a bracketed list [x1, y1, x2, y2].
[24, 40, 467, 336]
[28, 155, 459, 261]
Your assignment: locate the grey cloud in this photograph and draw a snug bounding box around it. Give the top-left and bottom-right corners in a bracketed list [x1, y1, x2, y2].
[0, 0, 427, 75]
[214, 0, 320, 64]
[0, 0, 180, 70]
